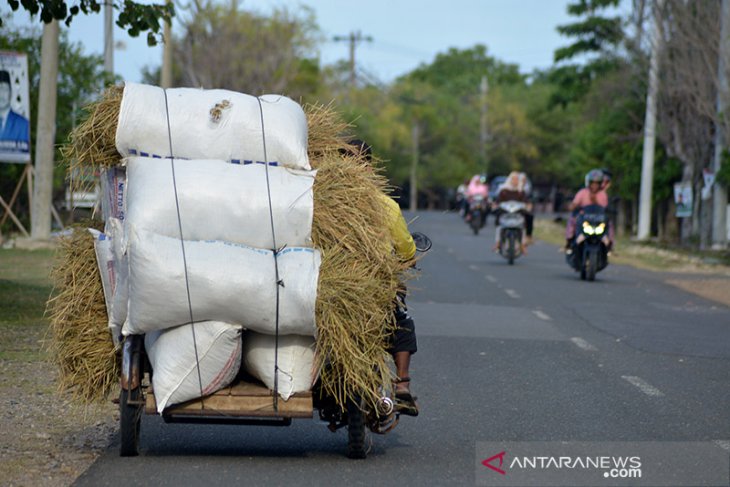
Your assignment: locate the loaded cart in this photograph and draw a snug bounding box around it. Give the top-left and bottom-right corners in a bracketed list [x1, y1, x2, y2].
[50, 82, 422, 459]
[119, 333, 382, 459]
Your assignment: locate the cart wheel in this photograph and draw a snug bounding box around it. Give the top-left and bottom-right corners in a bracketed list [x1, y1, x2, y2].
[120, 387, 142, 457]
[346, 399, 367, 459]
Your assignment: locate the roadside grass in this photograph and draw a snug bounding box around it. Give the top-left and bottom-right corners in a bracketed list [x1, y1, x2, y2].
[534, 218, 730, 274]
[0, 249, 54, 360]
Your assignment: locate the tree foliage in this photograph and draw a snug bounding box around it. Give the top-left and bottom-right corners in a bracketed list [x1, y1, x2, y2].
[169, 2, 320, 98]
[3, 0, 174, 45]
[550, 0, 623, 107]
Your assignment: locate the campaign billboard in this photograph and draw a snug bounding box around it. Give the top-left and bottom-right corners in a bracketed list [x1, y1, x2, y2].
[0, 51, 31, 163]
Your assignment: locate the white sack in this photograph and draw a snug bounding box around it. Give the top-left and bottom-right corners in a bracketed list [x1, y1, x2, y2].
[146, 321, 242, 413]
[100, 166, 126, 223]
[89, 229, 123, 347]
[243, 332, 316, 401]
[89, 229, 114, 317]
[104, 218, 128, 340]
[125, 157, 314, 249]
[123, 229, 320, 336]
[116, 82, 310, 170]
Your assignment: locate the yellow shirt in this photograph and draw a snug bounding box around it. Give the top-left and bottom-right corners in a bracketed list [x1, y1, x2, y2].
[379, 193, 416, 261]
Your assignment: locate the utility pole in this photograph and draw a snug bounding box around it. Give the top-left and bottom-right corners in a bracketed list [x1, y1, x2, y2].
[480, 75, 489, 175]
[161, 3, 173, 88]
[31, 20, 59, 240]
[712, 0, 730, 248]
[637, 0, 664, 240]
[104, 0, 114, 75]
[333, 31, 372, 89]
[410, 122, 419, 211]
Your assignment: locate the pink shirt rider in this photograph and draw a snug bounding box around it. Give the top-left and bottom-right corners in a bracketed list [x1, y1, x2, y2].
[466, 176, 488, 198]
[572, 188, 608, 208]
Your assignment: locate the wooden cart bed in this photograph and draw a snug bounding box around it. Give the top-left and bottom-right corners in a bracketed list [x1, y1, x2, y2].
[145, 379, 313, 418]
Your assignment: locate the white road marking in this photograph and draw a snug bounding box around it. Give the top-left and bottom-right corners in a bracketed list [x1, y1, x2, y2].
[570, 337, 598, 351]
[533, 310, 552, 321]
[715, 440, 730, 452]
[469, 264, 479, 271]
[505, 289, 520, 299]
[485, 275, 497, 283]
[621, 376, 665, 397]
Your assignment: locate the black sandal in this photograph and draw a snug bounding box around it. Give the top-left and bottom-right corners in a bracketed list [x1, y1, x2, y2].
[394, 377, 419, 417]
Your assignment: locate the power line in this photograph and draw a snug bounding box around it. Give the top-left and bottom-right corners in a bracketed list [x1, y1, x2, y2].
[333, 31, 373, 88]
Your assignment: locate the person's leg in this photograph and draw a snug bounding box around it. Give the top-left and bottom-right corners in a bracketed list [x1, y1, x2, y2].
[525, 212, 534, 241]
[390, 304, 418, 416]
[565, 215, 576, 251]
[394, 352, 411, 394]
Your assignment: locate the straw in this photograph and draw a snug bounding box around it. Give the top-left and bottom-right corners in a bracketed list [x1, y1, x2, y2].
[46, 224, 119, 402]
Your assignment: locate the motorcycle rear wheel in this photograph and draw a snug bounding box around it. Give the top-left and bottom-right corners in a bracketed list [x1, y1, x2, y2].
[346, 399, 367, 459]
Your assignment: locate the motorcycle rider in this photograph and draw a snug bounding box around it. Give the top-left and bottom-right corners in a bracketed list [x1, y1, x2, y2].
[465, 174, 489, 226]
[565, 169, 609, 252]
[345, 139, 419, 417]
[492, 171, 532, 253]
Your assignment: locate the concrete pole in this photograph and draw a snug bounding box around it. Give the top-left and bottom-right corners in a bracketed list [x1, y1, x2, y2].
[161, 8, 173, 88]
[349, 32, 357, 89]
[637, 0, 664, 240]
[31, 20, 59, 240]
[712, 0, 730, 248]
[410, 122, 419, 211]
[480, 75, 489, 175]
[104, 0, 114, 75]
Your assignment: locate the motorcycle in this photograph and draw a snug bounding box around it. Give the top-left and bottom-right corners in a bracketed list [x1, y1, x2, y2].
[495, 200, 526, 265]
[465, 195, 488, 235]
[566, 204, 610, 281]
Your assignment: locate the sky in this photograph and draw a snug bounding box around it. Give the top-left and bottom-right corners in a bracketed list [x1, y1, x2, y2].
[3, 0, 631, 84]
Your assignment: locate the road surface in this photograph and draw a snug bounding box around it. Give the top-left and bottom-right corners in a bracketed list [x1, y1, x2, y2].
[75, 211, 730, 486]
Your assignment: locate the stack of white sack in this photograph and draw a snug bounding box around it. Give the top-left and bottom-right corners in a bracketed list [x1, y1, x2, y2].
[123, 228, 320, 336]
[243, 332, 317, 400]
[115, 82, 310, 171]
[93, 83, 322, 404]
[145, 321, 243, 413]
[123, 157, 315, 249]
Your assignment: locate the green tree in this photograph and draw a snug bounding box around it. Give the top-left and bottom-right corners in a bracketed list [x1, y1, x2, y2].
[550, 0, 623, 106]
[4, 0, 173, 45]
[168, 3, 321, 99]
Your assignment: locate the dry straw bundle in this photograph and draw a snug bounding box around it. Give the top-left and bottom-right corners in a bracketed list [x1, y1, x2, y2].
[47, 224, 119, 402]
[51, 86, 406, 410]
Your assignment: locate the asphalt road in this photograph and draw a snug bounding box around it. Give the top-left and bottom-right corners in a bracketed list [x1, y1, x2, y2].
[75, 211, 730, 487]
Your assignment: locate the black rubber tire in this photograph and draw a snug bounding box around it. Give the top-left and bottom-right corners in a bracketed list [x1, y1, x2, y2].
[470, 211, 481, 235]
[346, 400, 367, 459]
[586, 250, 597, 281]
[120, 387, 142, 457]
[507, 232, 515, 265]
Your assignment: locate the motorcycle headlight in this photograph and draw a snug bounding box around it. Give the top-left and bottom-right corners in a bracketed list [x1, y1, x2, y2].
[595, 223, 606, 235]
[582, 221, 595, 235]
